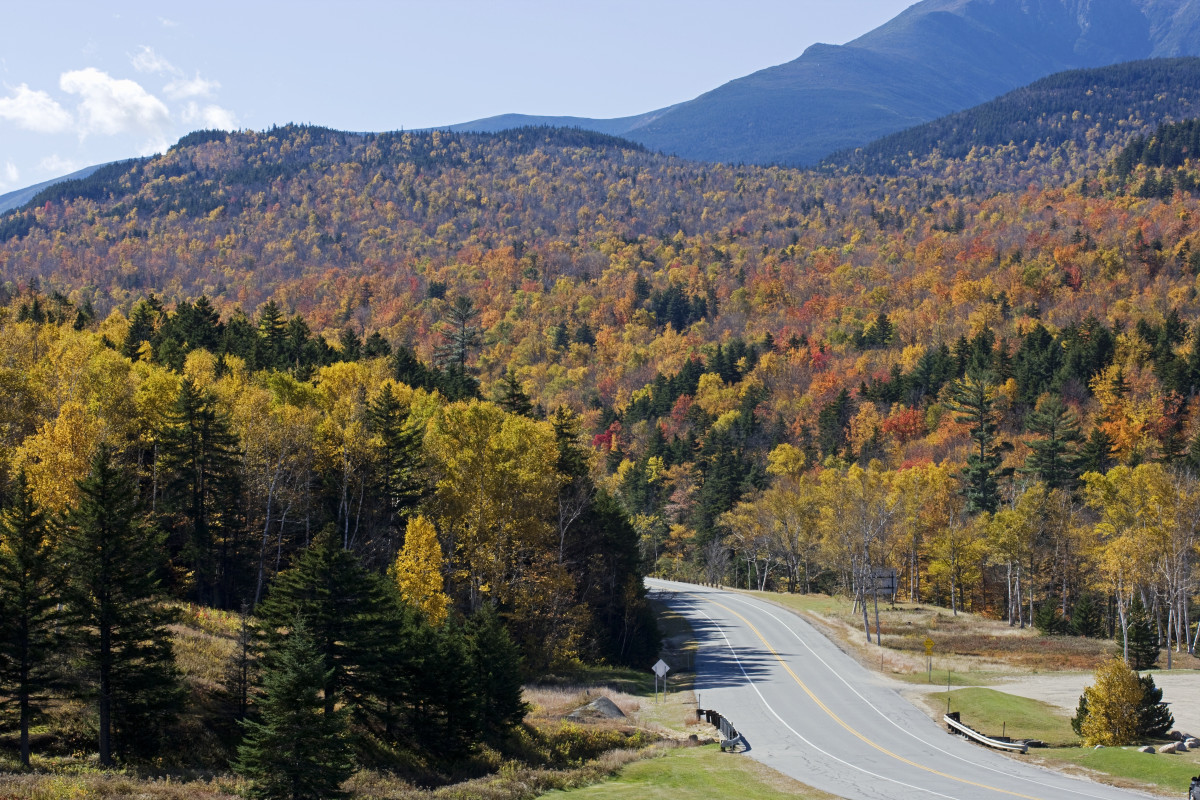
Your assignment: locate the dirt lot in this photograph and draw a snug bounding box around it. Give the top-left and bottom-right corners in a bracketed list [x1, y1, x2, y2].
[991, 670, 1200, 737]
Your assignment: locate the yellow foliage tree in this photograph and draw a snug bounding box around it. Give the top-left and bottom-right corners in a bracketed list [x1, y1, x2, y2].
[14, 400, 105, 512]
[1080, 658, 1143, 747]
[391, 515, 449, 625]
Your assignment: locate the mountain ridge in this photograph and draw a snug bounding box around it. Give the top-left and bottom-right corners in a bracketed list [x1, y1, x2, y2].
[447, 0, 1200, 165]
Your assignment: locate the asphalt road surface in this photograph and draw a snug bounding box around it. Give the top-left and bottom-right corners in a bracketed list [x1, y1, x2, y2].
[647, 579, 1155, 800]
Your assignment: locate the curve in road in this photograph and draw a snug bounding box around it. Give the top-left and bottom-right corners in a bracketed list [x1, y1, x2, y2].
[647, 579, 1155, 800]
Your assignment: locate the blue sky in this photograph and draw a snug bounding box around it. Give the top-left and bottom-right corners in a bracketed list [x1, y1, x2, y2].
[0, 0, 915, 193]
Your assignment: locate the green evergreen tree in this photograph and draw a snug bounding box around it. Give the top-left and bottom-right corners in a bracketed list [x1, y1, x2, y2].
[496, 369, 534, 418]
[235, 621, 353, 800]
[367, 386, 427, 534]
[1079, 427, 1118, 475]
[158, 378, 242, 606]
[1069, 593, 1105, 638]
[257, 301, 287, 370]
[433, 295, 481, 373]
[1137, 673, 1173, 737]
[466, 605, 527, 737]
[945, 369, 1009, 513]
[1022, 395, 1083, 491]
[1034, 602, 1069, 635]
[121, 298, 158, 359]
[0, 471, 61, 766]
[63, 447, 182, 765]
[1116, 599, 1159, 670]
[256, 529, 392, 722]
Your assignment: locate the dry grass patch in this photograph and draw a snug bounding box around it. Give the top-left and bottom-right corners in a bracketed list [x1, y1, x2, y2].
[749, 590, 1122, 677]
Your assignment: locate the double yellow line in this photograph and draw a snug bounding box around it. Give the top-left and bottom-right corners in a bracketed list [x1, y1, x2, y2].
[693, 591, 1046, 800]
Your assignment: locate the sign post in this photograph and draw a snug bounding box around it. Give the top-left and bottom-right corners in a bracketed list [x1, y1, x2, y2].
[652, 659, 670, 703]
[924, 637, 934, 683]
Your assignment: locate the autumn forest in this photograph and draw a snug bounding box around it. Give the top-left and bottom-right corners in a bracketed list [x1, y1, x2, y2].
[5, 57, 1200, 784]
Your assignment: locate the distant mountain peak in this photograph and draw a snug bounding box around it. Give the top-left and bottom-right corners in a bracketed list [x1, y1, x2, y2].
[447, 0, 1200, 165]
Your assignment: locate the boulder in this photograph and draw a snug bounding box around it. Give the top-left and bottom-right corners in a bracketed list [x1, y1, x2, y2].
[1170, 730, 1185, 740]
[1160, 743, 1180, 754]
[1187, 738, 1200, 749]
[1138, 746, 1156, 753]
[1180, 741, 1192, 752]
[566, 696, 626, 722]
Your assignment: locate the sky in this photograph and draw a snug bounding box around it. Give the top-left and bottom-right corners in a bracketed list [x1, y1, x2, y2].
[0, 0, 916, 194]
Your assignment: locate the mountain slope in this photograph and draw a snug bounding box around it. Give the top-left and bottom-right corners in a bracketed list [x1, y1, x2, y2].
[825, 58, 1200, 172]
[449, 0, 1200, 165]
[0, 163, 107, 214]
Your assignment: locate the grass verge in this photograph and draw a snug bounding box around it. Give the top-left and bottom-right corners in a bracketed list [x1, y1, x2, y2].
[1033, 745, 1200, 794]
[539, 744, 838, 800]
[925, 688, 1079, 746]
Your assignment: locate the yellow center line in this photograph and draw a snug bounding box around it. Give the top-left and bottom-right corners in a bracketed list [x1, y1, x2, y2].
[691, 591, 1045, 800]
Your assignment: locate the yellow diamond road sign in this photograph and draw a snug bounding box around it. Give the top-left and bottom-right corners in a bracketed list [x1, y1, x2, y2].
[924, 637, 934, 656]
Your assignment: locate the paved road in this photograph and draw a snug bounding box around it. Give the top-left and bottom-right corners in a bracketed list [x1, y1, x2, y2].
[648, 579, 1155, 800]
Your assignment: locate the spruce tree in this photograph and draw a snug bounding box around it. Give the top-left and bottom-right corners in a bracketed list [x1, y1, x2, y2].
[1069, 593, 1104, 638]
[157, 378, 242, 606]
[1137, 673, 1173, 737]
[496, 369, 534, 418]
[466, 605, 527, 737]
[366, 386, 426, 531]
[1022, 395, 1082, 491]
[63, 447, 182, 765]
[1116, 599, 1159, 670]
[0, 471, 61, 766]
[1079, 427, 1117, 475]
[256, 529, 393, 721]
[256, 301, 287, 370]
[235, 621, 353, 800]
[945, 369, 1008, 513]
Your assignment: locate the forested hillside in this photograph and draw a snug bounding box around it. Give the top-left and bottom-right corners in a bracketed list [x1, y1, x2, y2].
[8, 95, 1200, 774]
[826, 58, 1200, 173]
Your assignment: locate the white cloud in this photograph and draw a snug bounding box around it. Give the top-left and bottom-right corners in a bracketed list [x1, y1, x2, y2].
[0, 161, 19, 191]
[60, 67, 169, 137]
[0, 84, 73, 133]
[165, 74, 220, 100]
[39, 154, 80, 175]
[130, 45, 175, 75]
[159, 17, 179, 28]
[181, 101, 237, 130]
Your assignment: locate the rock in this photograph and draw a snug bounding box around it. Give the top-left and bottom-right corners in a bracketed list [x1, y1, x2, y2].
[1180, 741, 1191, 752]
[1160, 743, 1179, 754]
[566, 696, 626, 722]
[1170, 730, 1185, 740]
[1187, 738, 1200, 748]
[1138, 746, 1155, 753]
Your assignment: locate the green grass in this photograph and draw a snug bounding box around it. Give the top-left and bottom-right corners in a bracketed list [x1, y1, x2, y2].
[1035, 745, 1200, 794]
[541, 744, 837, 799]
[927, 688, 1079, 746]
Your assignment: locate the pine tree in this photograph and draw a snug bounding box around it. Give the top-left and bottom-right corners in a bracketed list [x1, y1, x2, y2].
[256, 528, 392, 720]
[1069, 593, 1104, 638]
[157, 378, 242, 606]
[63, 447, 182, 765]
[496, 369, 534, 418]
[945, 370, 1008, 513]
[121, 298, 158, 359]
[1079, 427, 1117, 475]
[366, 386, 426, 530]
[1137, 673, 1173, 737]
[433, 295, 481, 373]
[235, 621, 353, 800]
[0, 471, 61, 767]
[1022, 395, 1083, 491]
[466, 605, 527, 737]
[257, 301, 287, 370]
[1116, 599, 1159, 670]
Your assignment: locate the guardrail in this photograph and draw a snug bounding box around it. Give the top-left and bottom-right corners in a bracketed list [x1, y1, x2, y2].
[697, 708, 743, 751]
[944, 712, 1028, 754]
